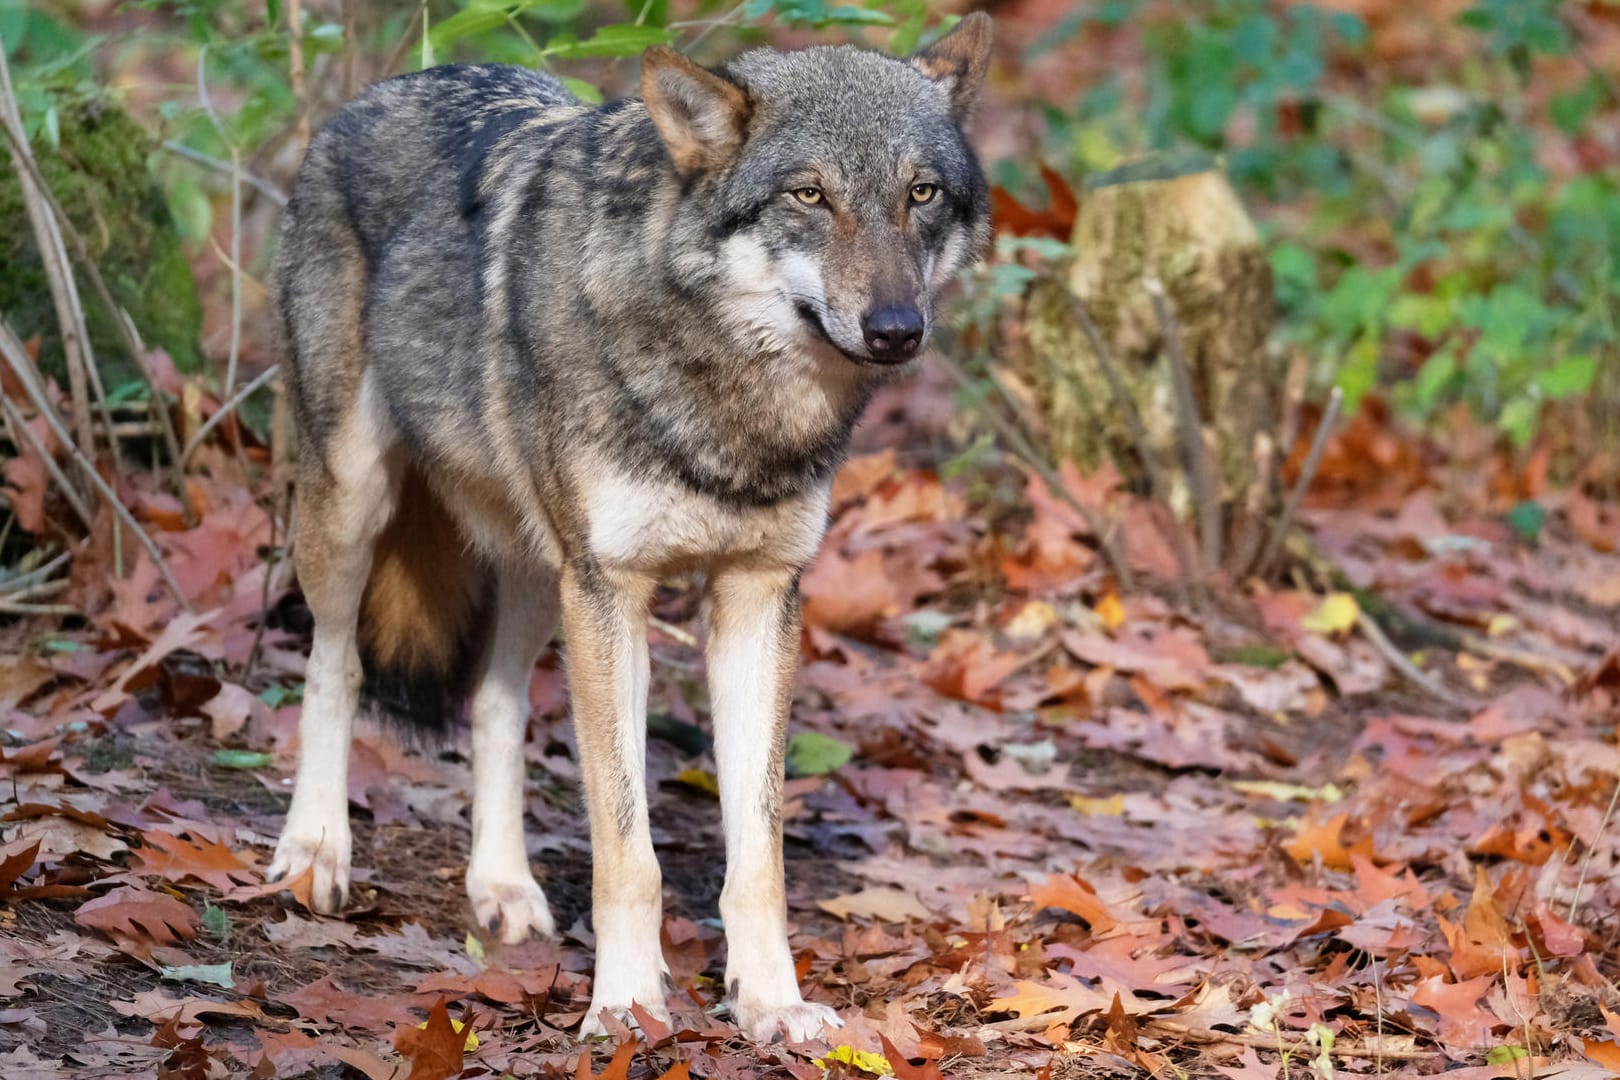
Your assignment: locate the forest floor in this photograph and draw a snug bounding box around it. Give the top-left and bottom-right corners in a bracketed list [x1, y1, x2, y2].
[3, 376, 1620, 1080]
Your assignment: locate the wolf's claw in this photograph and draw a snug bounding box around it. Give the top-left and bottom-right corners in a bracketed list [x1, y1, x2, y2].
[267, 816, 351, 914]
[467, 874, 556, 944]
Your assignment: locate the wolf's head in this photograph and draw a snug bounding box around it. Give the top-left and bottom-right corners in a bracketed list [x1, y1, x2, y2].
[641, 15, 993, 367]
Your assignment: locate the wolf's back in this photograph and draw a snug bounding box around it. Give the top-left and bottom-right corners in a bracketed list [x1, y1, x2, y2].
[274, 65, 578, 736]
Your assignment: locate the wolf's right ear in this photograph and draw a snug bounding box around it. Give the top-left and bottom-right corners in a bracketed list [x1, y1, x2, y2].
[642, 47, 752, 176]
[911, 11, 994, 122]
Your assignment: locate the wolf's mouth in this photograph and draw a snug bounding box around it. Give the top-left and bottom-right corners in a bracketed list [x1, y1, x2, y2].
[795, 302, 914, 368]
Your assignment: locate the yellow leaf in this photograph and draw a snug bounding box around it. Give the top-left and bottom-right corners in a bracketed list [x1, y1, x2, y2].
[415, 1016, 478, 1051]
[1005, 599, 1057, 641]
[1231, 780, 1344, 803]
[464, 930, 485, 964]
[1300, 593, 1359, 635]
[818, 1045, 893, 1076]
[1094, 591, 1125, 631]
[1487, 613, 1518, 637]
[1068, 793, 1125, 816]
[673, 768, 719, 798]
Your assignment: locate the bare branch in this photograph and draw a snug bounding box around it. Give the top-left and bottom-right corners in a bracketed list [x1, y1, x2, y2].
[1, 319, 194, 612]
[1146, 277, 1222, 573]
[1257, 386, 1342, 579]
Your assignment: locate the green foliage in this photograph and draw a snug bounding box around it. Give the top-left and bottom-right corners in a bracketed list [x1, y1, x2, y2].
[1020, 0, 1617, 445]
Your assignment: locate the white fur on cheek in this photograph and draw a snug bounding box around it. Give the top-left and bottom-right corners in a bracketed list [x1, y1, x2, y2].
[714, 234, 819, 354]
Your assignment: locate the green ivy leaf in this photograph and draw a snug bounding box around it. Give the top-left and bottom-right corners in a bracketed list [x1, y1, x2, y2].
[1536, 354, 1597, 398]
[209, 749, 273, 770]
[786, 732, 854, 777]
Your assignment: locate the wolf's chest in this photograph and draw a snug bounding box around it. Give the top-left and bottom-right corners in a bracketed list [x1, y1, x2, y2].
[584, 471, 829, 574]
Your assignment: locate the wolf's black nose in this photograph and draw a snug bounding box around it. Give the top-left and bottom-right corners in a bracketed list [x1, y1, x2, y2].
[862, 306, 925, 359]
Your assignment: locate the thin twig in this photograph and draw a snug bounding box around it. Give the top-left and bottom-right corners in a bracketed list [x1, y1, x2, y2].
[649, 615, 699, 649]
[223, 145, 244, 412]
[273, 0, 310, 492]
[0, 37, 98, 458]
[1356, 609, 1471, 709]
[1567, 768, 1620, 923]
[0, 320, 193, 612]
[0, 600, 78, 616]
[1257, 387, 1342, 579]
[181, 364, 280, 467]
[0, 393, 94, 530]
[159, 140, 288, 207]
[1232, 350, 1306, 576]
[0, 550, 71, 594]
[1146, 278, 1222, 573]
[937, 351, 1135, 590]
[1048, 277, 1202, 590]
[382, 0, 432, 77]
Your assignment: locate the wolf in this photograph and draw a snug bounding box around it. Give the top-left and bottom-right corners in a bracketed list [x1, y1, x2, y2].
[267, 13, 992, 1042]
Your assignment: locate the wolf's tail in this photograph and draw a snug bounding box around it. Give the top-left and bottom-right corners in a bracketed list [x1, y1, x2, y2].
[357, 466, 492, 735]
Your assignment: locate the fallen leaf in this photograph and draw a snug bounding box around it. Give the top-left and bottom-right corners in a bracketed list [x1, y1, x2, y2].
[819, 886, 931, 922]
[75, 886, 199, 946]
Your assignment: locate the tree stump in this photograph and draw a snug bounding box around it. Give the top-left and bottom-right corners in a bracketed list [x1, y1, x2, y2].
[1021, 151, 1284, 574]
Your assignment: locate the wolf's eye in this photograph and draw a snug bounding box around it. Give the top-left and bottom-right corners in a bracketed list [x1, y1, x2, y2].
[791, 187, 824, 206]
[910, 182, 938, 204]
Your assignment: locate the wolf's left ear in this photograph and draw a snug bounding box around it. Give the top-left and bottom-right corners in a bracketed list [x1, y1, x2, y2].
[642, 46, 752, 175]
[911, 11, 994, 122]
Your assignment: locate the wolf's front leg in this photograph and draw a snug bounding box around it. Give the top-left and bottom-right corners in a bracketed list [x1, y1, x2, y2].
[564, 560, 670, 1036]
[706, 565, 841, 1043]
[269, 439, 396, 912]
[466, 567, 561, 943]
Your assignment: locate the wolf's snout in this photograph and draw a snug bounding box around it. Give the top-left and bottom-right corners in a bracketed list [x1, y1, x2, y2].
[861, 305, 925, 360]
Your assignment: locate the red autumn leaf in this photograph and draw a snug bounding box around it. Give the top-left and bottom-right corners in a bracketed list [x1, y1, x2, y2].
[1285, 811, 1375, 871]
[0, 840, 41, 893]
[575, 1039, 637, 1080]
[991, 163, 1078, 240]
[1438, 867, 1519, 980]
[880, 1034, 945, 1080]
[1410, 973, 1501, 1047]
[75, 885, 199, 945]
[394, 998, 474, 1080]
[1028, 873, 1118, 932]
[136, 830, 259, 892]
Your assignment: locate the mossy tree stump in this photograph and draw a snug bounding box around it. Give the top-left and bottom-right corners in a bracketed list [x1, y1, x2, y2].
[1022, 152, 1285, 576]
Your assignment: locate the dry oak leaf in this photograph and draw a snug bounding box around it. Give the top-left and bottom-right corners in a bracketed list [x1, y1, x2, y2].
[136, 829, 259, 892]
[1028, 873, 1118, 933]
[1284, 811, 1374, 871]
[1409, 973, 1500, 1048]
[989, 972, 1151, 1027]
[575, 1039, 638, 1080]
[395, 998, 474, 1080]
[75, 885, 199, 945]
[1438, 866, 1519, 980]
[820, 886, 932, 923]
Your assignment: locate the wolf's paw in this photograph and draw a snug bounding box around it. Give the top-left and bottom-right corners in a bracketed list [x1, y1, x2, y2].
[578, 995, 670, 1040]
[467, 873, 556, 944]
[267, 817, 351, 914]
[731, 997, 842, 1044]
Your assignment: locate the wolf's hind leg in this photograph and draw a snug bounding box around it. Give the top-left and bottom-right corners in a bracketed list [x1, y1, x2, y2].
[466, 564, 561, 943]
[564, 561, 671, 1037]
[268, 383, 399, 913]
[706, 564, 841, 1043]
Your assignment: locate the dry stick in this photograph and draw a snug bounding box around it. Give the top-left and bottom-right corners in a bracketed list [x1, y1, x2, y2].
[381, 0, 432, 77]
[273, 0, 311, 493]
[223, 146, 244, 410]
[160, 141, 289, 206]
[0, 394, 94, 530]
[1567, 768, 1620, 923]
[180, 364, 281, 467]
[0, 600, 77, 616]
[1049, 277, 1203, 590]
[1256, 386, 1342, 579]
[1232, 350, 1306, 577]
[1145, 278, 1222, 573]
[0, 39, 97, 459]
[0, 550, 70, 594]
[0, 321, 193, 612]
[0, 104, 192, 513]
[1356, 609, 1472, 709]
[937, 352, 1135, 590]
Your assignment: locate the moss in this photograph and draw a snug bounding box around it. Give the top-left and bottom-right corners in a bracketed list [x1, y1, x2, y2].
[0, 87, 204, 390]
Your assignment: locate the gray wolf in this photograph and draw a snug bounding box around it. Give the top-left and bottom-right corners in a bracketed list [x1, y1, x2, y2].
[267, 14, 992, 1042]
